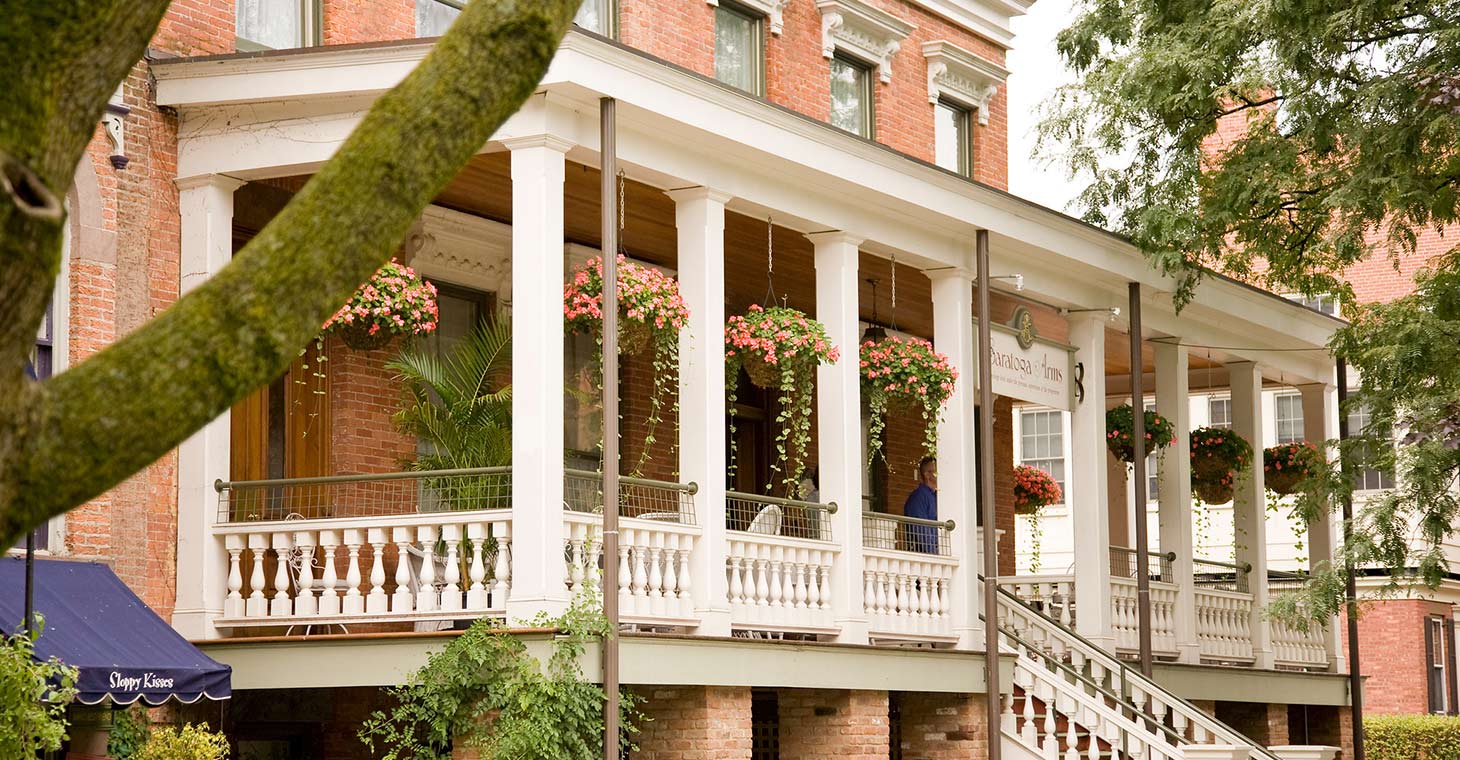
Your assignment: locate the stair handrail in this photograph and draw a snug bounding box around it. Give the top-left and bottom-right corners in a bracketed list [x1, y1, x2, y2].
[996, 622, 1189, 748]
[992, 581, 1281, 760]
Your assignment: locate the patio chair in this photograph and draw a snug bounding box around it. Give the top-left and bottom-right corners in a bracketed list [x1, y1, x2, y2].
[746, 504, 783, 536]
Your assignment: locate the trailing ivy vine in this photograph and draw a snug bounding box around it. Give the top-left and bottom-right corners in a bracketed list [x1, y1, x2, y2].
[358, 594, 640, 760]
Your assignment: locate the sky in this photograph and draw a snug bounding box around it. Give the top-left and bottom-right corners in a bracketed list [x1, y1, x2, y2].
[1005, 0, 1080, 214]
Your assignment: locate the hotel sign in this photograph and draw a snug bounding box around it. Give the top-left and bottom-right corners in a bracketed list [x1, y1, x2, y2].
[985, 306, 1076, 411]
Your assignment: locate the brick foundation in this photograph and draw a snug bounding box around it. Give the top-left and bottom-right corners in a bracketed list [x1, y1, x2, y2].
[1217, 701, 1289, 747]
[779, 688, 889, 760]
[630, 685, 753, 759]
[894, 691, 989, 759]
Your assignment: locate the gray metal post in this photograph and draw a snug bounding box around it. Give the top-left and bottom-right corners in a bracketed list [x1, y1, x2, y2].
[600, 96, 621, 760]
[1129, 282, 1153, 676]
[976, 229, 1002, 760]
[1336, 360, 1364, 760]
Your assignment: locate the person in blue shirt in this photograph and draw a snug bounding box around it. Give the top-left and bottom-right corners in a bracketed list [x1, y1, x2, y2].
[902, 456, 938, 553]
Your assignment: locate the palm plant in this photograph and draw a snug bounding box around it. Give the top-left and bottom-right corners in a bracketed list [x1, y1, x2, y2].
[388, 319, 513, 510]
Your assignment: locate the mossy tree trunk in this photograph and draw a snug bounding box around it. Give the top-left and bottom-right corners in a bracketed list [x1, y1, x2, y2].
[0, 0, 581, 549]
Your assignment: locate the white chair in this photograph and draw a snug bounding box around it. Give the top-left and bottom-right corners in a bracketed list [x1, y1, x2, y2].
[747, 504, 783, 536]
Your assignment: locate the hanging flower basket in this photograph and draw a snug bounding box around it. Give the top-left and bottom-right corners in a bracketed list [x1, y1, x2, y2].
[1014, 464, 1062, 516]
[1190, 426, 1253, 504]
[1264, 441, 1320, 496]
[563, 254, 689, 356]
[860, 336, 958, 462]
[1105, 404, 1176, 463]
[725, 304, 839, 493]
[323, 261, 439, 351]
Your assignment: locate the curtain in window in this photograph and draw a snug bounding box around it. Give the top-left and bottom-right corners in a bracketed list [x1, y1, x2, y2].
[934, 101, 968, 173]
[574, 0, 610, 34]
[715, 6, 757, 92]
[416, 0, 461, 36]
[830, 57, 868, 136]
[237, 0, 302, 49]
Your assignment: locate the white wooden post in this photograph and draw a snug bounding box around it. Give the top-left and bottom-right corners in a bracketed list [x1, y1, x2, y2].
[929, 267, 978, 649]
[1230, 361, 1274, 668]
[1155, 339, 1199, 662]
[1068, 312, 1115, 649]
[667, 186, 734, 636]
[173, 174, 244, 640]
[1299, 380, 1345, 672]
[806, 231, 868, 644]
[504, 135, 574, 620]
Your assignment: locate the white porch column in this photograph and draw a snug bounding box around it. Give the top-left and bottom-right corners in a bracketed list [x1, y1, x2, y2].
[1299, 380, 1345, 672]
[1155, 339, 1199, 662]
[1068, 312, 1115, 649]
[667, 187, 734, 636]
[173, 174, 244, 640]
[505, 136, 573, 619]
[806, 231, 868, 644]
[1230, 361, 1274, 668]
[930, 268, 978, 649]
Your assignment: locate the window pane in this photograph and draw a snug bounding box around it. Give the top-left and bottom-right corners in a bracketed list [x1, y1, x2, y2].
[238, 0, 303, 49]
[1020, 410, 1065, 499]
[934, 101, 968, 174]
[830, 57, 870, 137]
[1208, 397, 1231, 429]
[1275, 394, 1304, 444]
[714, 6, 758, 92]
[1347, 403, 1396, 490]
[575, 0, 610, 34]
[416, 0, 460, 36]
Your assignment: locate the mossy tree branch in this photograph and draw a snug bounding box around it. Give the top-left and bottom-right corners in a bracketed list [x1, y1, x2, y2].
[0, 0, 581, 548]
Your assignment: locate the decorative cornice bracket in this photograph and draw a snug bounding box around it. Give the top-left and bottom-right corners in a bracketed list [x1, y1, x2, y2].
[706, 0, 791, 35]
[815, 0, 914, 84]
[922, 40, 1009, 125]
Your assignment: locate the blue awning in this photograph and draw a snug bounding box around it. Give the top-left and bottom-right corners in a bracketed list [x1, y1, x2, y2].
[0, 557, 231, 705]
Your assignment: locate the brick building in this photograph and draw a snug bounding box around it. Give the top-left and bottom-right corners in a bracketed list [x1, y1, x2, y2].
[26, 0, 1360, 757]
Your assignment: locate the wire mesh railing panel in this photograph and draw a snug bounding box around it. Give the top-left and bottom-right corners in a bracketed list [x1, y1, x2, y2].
[1108, 545, 1174, 583]
[861, 513, 953, 557]
[725, 492, 834, 541]
[562, 469, 697, 524]
[1192, 558, 1250, 593]
[216, 467, 513, 523]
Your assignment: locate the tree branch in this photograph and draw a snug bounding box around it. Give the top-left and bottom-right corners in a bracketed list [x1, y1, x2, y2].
[0, 0, 581, 547]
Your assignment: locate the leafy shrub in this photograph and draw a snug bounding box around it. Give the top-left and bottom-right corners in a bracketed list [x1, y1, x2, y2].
[108, 704, 151, 759]
[134, 723, 229, 760]
[0, 620, 78, 757]
[1367, 714, 1460, 759]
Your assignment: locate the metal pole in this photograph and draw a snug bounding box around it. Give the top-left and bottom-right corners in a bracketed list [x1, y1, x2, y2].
[1336, 360, 1365, 760]
[1129, 282, 1153, 677]
[975, 229, 1002, 760]
[600, 96, 621, 760]
[23, 532, 34, 636]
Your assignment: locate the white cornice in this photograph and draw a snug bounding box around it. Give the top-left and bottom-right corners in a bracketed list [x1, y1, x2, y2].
[904, 0, 1030, 48]
[705, 0, 791, 35]
[414, 206, 513, 301]
[922, 40, 1009, 125]
[815, 0, 915, 84]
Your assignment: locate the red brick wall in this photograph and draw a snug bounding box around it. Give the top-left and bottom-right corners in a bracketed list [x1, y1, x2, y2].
[1342, 598, 1453, 715]
[620, 0, 717, 79]
[1217, 701, 1289, 747]
[895, 691, 989, 759]
[323, 0, 416, 45]
[327, 336, 418, 476]
[778, 688, 889, 760]
[630, 685, 753, 759]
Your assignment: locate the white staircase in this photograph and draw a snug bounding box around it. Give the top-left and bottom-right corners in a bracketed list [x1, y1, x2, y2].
[994, 585, 1277, 760]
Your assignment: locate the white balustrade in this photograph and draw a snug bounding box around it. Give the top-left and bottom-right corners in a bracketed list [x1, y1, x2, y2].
[1111, 577, 1180, 657]
[862, 547, 957, 642]
[216, 511, 512, 627]
[1194, 588, 1256, 663]
[563, 512, 700, 626]
[1270, 616, 1328, 669]
[726, 532, 838, 634]
[1000, 574, 1076, 629]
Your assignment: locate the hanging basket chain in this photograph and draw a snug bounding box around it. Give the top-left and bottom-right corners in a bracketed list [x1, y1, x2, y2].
[763, 215, 777, 308]
[890, 253, 898, 332]
[617, 169, 626, 254]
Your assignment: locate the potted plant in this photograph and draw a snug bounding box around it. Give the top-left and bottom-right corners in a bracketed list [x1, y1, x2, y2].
[1105, 404, 1176, 463]
[860, 335, 958, 463]
[563, 254, 689, 356]
[725, 304, 840, 493]
[1264, 440, 1320, 496]
[323, 260, 439, 350]
[1190, 426, 1254, 504]
[1014, 464, 1062, 516]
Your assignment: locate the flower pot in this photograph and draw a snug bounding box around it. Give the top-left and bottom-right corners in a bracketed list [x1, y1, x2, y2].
[886, 394, 925, 419]
[1192, 456, 1232, 481]
[1266, 469, 1306, 496]
[340, 322, 393, 351]
[1014, 500, 1048, 516]
[1194, 478, 1234, 504]
[742, 353, 782, 389]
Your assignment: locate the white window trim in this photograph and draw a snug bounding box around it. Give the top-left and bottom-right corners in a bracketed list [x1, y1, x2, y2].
[236, 0, 321, 51]
[411, 205, 513, 310]
[922, 40, 1007, 125]
[1012, 405, 1071, 515]
[815, 0, 914, 84]
[706, 0, 789, 35]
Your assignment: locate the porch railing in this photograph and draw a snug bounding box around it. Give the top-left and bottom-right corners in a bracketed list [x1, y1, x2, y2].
[1109, 545, 1175, 583]
[861, 512, 955, 557]
[724, 492, 839, 634]
[563, 468, 698, 523]
[216, 466, 513, 522]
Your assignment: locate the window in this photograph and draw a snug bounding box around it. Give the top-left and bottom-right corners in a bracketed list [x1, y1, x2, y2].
[714, 2, 764, 94]
[1347, 401, 1395, 491]
[1275, 393, 1304, 444]
[419, 0, 615, 37]
[236, 0, 318, 50]
[421, 282, 493, 356]
[751, 689, 779, 760]
[1286, 293, 1339, 317]
[934, 100, 972, 176]
[829, 54, 874, 138]
[1429, 616, 1453, 714]
[1143, 402, 1159, 501]
[1208, 397, 1232, 429]
[1019, 410, 1065, 501]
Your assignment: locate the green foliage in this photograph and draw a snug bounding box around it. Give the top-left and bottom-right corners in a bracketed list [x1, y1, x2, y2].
[358, 594, 640, 760]
[108, 704, 152, 760]
[1366, 714, 1460, 759]
[134, 723, 229, 760]
[1105, 404, 1175, 463]
[389, 318, 513, 474]
[0, 619, 78, 758]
